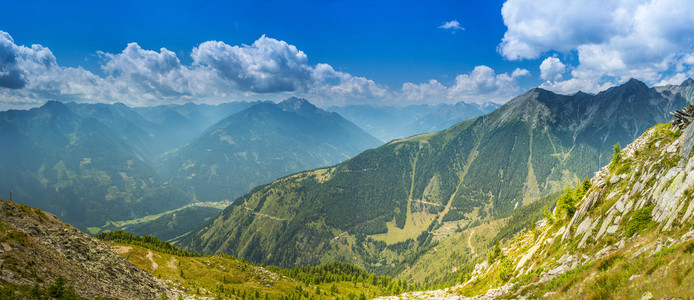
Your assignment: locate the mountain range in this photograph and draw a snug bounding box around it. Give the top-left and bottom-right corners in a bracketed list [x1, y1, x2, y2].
[329, 101, 500, 142]
[178, 79, 692, 275]
[0, 98, 380, 231]
[0, 101, 189, 230]
[159, 97, 382, 204]
[3, 78, 694, 299]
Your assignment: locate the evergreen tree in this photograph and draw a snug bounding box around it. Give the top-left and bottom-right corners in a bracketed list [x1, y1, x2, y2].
[556, 186, 576, 219]
[487, 240, 502, 263]
[610, 142, 622, 168]
[582, 176, 592, 194]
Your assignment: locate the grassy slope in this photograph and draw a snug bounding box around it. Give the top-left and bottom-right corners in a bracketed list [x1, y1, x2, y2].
[90, 203, 227, 240]
[110, 243, 398, 299]
[394, 218, 507, 288]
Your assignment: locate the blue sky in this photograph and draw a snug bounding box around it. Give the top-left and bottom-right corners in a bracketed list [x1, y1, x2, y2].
[2, 0, 514, 85]
[1, 0, 693, 108]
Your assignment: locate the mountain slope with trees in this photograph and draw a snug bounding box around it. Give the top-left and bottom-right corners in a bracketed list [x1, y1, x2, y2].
[0, 98, 379, 232]
[443, 109, 694, 299]
[179, 79, 692, 273]
[159, 97, 383, 203]
[0, 101, 189, 230]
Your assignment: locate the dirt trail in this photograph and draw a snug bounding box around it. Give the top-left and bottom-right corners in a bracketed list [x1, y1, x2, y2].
[166, 257, 178, 271]
[244, 207, 286, 221]
[146, 250, 158, 271]
[330, 231, 348, 244]
[468, 229, 476, 256]
[409, 199, 444, 207]
[111, 245, 132, 255]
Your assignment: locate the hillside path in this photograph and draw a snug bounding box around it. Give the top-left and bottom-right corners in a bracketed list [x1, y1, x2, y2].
[468, 229, 476, 256]
[408, 199, 444, 207]
[330, 231, 348, 244]
[146, 250, 158, 271]
[244, 207, 286, 221]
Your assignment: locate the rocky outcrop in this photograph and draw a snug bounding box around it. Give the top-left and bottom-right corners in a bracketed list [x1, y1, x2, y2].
[0, 199, 184, 299]
[418, 113, 694, 298]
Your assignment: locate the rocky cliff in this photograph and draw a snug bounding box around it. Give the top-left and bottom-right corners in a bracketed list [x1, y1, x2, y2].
[0, 199, 184, 299]
[382, 111, 694, 299]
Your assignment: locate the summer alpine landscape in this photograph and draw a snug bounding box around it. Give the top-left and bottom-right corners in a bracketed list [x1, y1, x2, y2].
[2, 0, 694, 299]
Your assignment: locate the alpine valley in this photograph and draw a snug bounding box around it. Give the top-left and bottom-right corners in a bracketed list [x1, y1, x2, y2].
[0, 98, 381, 232]
[178, 79, 694, 280]
[4, 2, 694, 298]
[3, 78, 694, 299]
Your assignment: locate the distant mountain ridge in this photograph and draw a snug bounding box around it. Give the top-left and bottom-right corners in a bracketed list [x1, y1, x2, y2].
[0, 98, 380, 231]
[0, 101, 189, 229]
[328, 101, 499, 141]
[401, 101, 501, 138]
[178, 78, 692, 273]
[159, 97, 382, 203]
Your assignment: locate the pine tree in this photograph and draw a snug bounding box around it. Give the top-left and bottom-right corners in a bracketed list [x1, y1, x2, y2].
[610, 143, 622, 168]
[582, 176, 592, 194]
[488, 240, 502, 263]
[556, 186, 576, 219]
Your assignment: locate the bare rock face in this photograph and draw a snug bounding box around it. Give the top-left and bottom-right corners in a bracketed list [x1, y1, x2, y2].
[0, 199, 183, 299]
[680, 121, 694, 164]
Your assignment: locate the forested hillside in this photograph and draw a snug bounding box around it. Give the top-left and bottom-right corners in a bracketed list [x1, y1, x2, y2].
[0, 98, 378, 232]
[179, 79, 691, 274]
[0, 101, 189, 230]
[159, 97, 382, 203]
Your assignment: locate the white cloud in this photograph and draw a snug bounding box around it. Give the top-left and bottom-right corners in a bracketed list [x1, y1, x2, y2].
[655, 73, 691, 86]
[511, 68, 530, 78]
[0, 31, 26, 89]
[539, 57, 566, 81]
[99, 43, 193, 100]
[0, 30, 525, 109]
[401, 79, 448, 102]
[499, 0, 617, 60]
[439, 20, 464, 32]
[500, 0, 694, 93]
[309, 63, 388, 104]
[539, 78, 614, 95]
[191, 36, 313, 93]
[0, 31, 400, 108]
[398, 66, 526, 104]
[0, 30, 127, 107]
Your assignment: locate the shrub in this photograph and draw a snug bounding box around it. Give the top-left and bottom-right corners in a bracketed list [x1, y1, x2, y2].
[47, 276, 77, 299]
[597, 254, 622, 271]
[626, 205, 654, 237]
[498, 256, 514, 282]
[682, 241, 694, 254]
